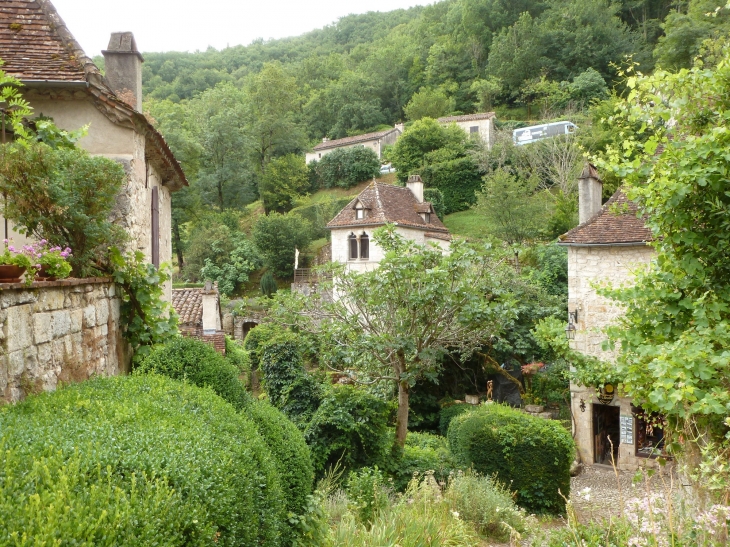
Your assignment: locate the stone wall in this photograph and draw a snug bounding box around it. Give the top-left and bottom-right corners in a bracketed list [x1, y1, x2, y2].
[567, 244, 657, 470]
[0, 278, 127, 404]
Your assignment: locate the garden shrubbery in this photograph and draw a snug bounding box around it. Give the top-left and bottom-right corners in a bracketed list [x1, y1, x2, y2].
[448, 403, 574, 514]
[391, 431, 458, 491]
[438, 403, 473, 436]
[309, 146, 381, 190]
[0, 375, 286, 546]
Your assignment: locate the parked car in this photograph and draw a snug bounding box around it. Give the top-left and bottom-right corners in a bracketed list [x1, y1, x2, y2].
[513, 121, 577, 146]
[380, 163, 395, 174]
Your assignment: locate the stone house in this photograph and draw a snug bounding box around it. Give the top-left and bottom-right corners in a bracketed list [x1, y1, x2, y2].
[326, 175, 451, 273]
[0, 0, 188, 302]
[305, 125, 403, 164]
[558, 164, 660, 471]
[172, 283, 226, 354]
[437, 112, 495, 147]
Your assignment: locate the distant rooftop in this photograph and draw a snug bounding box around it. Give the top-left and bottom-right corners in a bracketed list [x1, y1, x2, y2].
[313, 127, 401, 151]
[438, 112, 496, 123]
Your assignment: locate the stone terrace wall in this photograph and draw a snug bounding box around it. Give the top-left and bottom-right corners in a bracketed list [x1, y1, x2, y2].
[0, 278, 127, 404]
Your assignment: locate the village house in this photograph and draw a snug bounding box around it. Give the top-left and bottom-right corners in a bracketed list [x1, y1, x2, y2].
[172, 282, 226, 354]
[0, 0, 187, 302]
[326, 175, 451, 273]
[305, 125, 403, 164]
[558, 164, 659, 471]
[437, 112, 495, 147]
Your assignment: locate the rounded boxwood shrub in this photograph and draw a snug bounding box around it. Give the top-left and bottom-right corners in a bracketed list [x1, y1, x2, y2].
[447, 403, 574, 514]
[0, 375, 286, 546]
[304, 385, 390, 476]
[438, 403, 473, 436]
[244, 323, 285, 369]
[136, 336, 251, 410]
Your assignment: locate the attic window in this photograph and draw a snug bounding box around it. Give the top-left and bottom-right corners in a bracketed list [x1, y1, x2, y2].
[424, 212, 430, 223]
[356, 208, 366, 219]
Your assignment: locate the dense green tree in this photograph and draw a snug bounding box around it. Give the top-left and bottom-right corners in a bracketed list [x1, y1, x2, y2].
[259, 154, 310, 214]
[310, 146, 381, 189]
[252, 212, 312, 278]
[403, 87, 455, 120]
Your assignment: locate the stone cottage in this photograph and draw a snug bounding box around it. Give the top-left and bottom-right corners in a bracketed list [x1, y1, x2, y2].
[172, 283, 226, 354]
[326, 175, 451, 273]
[305, 125, 403, 164]
[437, 112, 495, 147]
[558, 164, 660, 471]
[0, 0, 188, 301]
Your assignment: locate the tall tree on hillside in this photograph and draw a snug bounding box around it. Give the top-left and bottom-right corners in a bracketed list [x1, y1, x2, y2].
[275, 226, 513, 449]
[244, 62, 305, 175]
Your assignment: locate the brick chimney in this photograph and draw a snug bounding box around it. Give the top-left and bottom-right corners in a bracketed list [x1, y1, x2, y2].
[578, 163, 603, 224]
[102, 32, 144, 111]
[407, 174, 424, 203]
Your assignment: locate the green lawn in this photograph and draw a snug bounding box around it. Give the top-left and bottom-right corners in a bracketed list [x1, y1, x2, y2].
[443, 209, 491, 241]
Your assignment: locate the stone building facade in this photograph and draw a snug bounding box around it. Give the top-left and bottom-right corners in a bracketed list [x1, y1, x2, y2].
[437, 112, 495, 147]
[0, 279, 125, 404]
[0, 0, 188, 302]
[326, 176, 451, 274]
[171, 285, 226, 354]
[559, 165, 659, 471]
[305, 126, 402, 164]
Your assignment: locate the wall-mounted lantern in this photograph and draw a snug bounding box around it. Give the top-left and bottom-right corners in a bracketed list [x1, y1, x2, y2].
[565, 310, 578, 340]
[579, 398, 586, 412]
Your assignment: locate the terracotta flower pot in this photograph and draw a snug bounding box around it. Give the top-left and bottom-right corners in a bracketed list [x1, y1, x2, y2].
[0, 265, 26, 283]
[35, 265, 57, 281]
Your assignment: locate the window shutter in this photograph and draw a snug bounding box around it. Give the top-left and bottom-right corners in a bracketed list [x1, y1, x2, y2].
[151, 186, 159, 268]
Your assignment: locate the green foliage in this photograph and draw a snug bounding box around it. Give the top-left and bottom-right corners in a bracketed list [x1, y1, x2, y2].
[422, 188, 445, 219]
[244, 323, 286, 369]
[260, 332, 324, 426]
[0, 375, 287, 546]
[261, 271, 278, 298]
[289, 196, 354, 239]
[304, 385, 391, 475]
[225, 336, 251, 374]
[522, 244, 568, 300]
[0, 61, 32, 138]
[391, 432, 458, 491]
[135, 336, 250, 409]
[438, 404, 473, 436]
[403, 87, 455, 121]
[310, 146, 381, 190]
[199, 237, 261, 296]
[110, 249, 179, 363]
[260, 154, 311, 214]
[421, 156, 483, 214]
[0, 141, 127, 276]
[346, 466, 390, 525]
[252, 212, 312, 278]
[447, 403, 574, 514]
[446, 471, 528, 541]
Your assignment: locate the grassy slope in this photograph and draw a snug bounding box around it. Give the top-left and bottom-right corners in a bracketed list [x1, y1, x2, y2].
[443, 209, 489, 241]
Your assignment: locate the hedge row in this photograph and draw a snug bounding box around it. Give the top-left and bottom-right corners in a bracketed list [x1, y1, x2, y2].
[421, 156, 482, 215]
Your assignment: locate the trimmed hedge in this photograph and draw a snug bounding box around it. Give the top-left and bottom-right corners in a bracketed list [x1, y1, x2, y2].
[447, 404, 574, 514]
[135, 336, 251, 410]
[421, 156, 483, 215]
[0, 375, 286, 546]
[244, 323, 285, 369]
[438, 403, 473, 436]
[304, 385, 390, 476]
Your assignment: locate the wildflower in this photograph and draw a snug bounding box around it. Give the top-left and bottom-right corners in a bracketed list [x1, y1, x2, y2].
[451, 511, 460, 519]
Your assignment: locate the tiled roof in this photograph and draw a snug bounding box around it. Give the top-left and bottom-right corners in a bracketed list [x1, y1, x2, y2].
[559, 189, 653, 245]
[0, 0, 188, 190]
[327, 181, 450, 233]
[438, 112, 495, 123]
[425, 232, 452, 242]
[313, 128, 400, 151]
[0, 0, 86, 82]
[172, 289, 204, 326]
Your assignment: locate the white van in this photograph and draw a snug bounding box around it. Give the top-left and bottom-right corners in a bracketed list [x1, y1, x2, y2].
[512, 121, 578, 146]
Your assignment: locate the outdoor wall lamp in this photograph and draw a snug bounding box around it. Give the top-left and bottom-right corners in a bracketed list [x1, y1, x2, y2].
[579, 398, 586, 412]
[565, 310, 578, 340]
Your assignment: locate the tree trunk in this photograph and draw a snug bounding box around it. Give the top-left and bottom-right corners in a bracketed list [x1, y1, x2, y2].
[173, 219, 184, 271]
[395, 380, 410, 448]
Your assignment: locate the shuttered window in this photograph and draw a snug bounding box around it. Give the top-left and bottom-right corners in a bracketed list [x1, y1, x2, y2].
[151, 186, 159, 268]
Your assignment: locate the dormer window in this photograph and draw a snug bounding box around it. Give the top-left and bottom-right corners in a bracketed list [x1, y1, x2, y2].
[424, 212, 430, 223]
[356, 208, 365, 219]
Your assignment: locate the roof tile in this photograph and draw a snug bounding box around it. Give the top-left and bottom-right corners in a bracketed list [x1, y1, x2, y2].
[313, 128, 400, 151]
[438, 112, 495, 123]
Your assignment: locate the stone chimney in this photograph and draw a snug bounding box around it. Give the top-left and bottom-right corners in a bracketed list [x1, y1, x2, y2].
[322, 137, 329, 143]
[201, 281, 221, 335]
[578, 163, 603, 224]
[395, 122, 405, 133]
[102, 32, 144, 111]
[407, 174, 424, 203]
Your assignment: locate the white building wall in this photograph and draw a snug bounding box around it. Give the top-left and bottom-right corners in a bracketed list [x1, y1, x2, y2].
[442, 118, 493, 147]
[331, 225, 432, 273]
[567, 244, 656, 470]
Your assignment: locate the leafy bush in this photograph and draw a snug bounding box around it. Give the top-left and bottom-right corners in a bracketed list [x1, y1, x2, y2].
[260, 332, 324, 426]
[225, 336, 251, 374]
[197, 229, 262, 296]
[391, 432, 458, 491]
[261, 271, 278, 298]
[0, 141, 127, 276]
[311, 146, 380, 189]
[421, 156, 483, 214]
[136, 336, 250, 410]
[289, 196, 353, 239]
[447, 403, 574, 514]
[252, 212, 312, 278]
[446, 471, 528, 541]
[438, 403, 473, 436]
[0, 375, 286, 546]
[304, 385, 390, 475]
[260, 154, 311, 214]
[423, 187, 445, 219]
[346, 466, 390, 525]
[243, 323, 285, 369]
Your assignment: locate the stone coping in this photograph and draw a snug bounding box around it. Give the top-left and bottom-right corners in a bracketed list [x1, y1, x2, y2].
[0, 277, 113, 290]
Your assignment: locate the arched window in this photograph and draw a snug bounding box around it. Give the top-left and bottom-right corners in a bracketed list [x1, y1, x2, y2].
[348, 233, 358, 260]
[360, 232, 369, 260]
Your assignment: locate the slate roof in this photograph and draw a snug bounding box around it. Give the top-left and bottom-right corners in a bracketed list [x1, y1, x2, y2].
[327, 181, 450, 233]
[0, 0, 188, 190]
[172, 289, 204, 326]
[313, 128, 400, 151]
[559, 189, 653, 245]
[438, 112, 495, 123]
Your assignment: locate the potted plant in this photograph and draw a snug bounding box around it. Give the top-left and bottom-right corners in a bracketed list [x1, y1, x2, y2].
[22, 241, 73, 281]
[0, 241, 32, 283]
